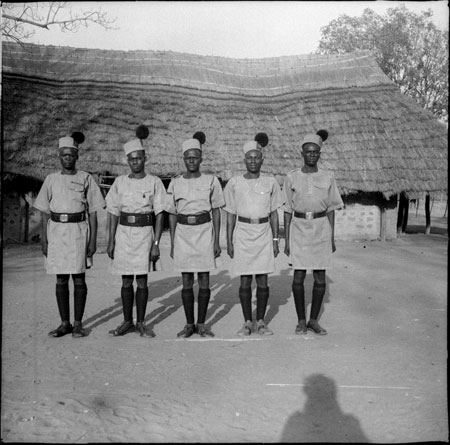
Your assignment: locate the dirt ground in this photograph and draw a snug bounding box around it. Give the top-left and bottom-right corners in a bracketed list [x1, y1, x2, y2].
[1, 211, 448, 443]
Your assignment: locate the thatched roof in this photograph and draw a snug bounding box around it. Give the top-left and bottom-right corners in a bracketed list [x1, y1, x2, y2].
[2, 41, 447, 198]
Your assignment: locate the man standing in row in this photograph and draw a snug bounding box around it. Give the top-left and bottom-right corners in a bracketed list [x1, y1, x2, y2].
[283, 130, 343, 335]
[34, 131, 105, 338]
[224, 133, 283, 336]
[166, 131, 225, 338]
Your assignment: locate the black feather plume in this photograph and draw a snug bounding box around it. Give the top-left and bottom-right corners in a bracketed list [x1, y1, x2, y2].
[193, 131, 206, 145]
[254, 132, 269, 148]
[316, 129, 328, 142]
[71, 131, 85, 145]
[136, 125, 150, 140]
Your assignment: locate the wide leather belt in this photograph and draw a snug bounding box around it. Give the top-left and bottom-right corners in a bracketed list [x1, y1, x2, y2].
[50, 211, 85, 223]
[177, 213, 211, 225]
[294, 210, 327, 220]
[238, 216, 269, 224]
[119, 212, 154, 227]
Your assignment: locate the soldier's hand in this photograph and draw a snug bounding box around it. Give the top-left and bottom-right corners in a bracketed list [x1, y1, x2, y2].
[273, 240, 279, 257]
[107, 242, 115, 259]
[150, 245, 160, 262]
[170, 244, 174, 259]
[331, 239, 336, 253]
[41, 241, 48, 257]
[284, 243, 290, 257]
[87, 243, 96, 257]
[214, 243, 222, 258]
[227, 243, 234, 258]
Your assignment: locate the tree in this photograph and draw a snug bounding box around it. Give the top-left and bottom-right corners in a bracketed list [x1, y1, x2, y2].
[1, 2, 117, 44]
[317, 5, 448, 120]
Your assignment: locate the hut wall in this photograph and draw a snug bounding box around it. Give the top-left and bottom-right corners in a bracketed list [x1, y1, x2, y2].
[335, 204, 397, 241]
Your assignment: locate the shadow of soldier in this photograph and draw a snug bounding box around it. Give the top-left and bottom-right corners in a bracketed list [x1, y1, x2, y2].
[205, 269, 241, 327]
[82, 274, 184, 333]
[281, 373, 370, 443]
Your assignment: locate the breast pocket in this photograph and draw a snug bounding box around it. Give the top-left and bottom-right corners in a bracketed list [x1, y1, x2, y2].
[68, 182, 86, 204]
[251, 186, 271, 208]
[312, 180, 330, 200]
[195, 185, 212, 203]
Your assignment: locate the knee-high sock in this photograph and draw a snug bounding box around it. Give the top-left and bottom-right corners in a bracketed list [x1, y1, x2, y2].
[310, 283, 326, 320]
[121, 286, 134, 322]
[256, 286, 269, 321]
[292, 283, 306, 321]
[55, 283, 70, 322]
[181, 289, 195, 325]
[135, 287, 149, 323]
[239, 287, 253, 321]
[73, 284, 87, 322]
[197, 288, 211, 324]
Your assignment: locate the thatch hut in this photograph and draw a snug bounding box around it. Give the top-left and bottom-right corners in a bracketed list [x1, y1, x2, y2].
[2, 41, 447, 243]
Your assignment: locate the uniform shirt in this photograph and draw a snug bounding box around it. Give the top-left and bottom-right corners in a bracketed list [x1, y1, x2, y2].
[223, 174, 283, 218]
[106, 174, 166, 216]
[34, 171, 105, 215]
[283, 168, 343, 214]
[166, 174, 225, 215]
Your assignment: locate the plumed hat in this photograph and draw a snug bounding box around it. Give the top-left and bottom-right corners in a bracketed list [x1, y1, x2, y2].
[302, 130, 329, 149]
[59, 131, 85, 150]
[182, 131, 206, 154]
[58, 136, 78, 150]
[243, 132, 269, 155]
[124, 125, 149, 156]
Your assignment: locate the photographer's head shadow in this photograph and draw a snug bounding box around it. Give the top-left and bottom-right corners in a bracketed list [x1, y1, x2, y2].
[281, 373, 370, 443]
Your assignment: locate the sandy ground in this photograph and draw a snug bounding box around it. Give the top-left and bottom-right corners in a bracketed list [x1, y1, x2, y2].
[1, 211, 448, 443]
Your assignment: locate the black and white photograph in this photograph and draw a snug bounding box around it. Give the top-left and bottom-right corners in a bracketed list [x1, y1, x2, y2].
[2, 1, 448, 442]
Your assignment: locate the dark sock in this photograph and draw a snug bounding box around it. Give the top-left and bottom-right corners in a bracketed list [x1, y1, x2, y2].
[135, 287, 149, 322]
[256, 286, 269, 321]
[292, 283, 306, 321]
[239, 287, 253, 321]
[55, 283, 70, 322]
[197, 288, 211, 324]
[121, 286, 134, 323]
[310, 283, 326, 320]
[181, 289, 195, 324]
[73, 284, 87, 322]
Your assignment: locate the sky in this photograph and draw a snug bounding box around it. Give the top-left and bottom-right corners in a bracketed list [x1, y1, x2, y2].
[9, 1, 450, 58]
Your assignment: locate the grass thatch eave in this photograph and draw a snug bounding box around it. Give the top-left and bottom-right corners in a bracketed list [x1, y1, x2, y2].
[2, 42, 447, 199]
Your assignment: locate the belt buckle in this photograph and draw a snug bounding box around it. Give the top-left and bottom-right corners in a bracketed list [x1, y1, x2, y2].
[305, 211, 314, 220]
[187, 216, 196, 224]
[60, 214, 69, 223]
[250, 218, 259, 224]
[127, 215, 136, 224]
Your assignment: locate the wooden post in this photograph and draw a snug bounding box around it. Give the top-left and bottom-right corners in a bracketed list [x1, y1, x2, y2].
[425, 193, 431, 235]
[397, 192, 409, 234]
[401, 194, 409, 233]
[380, 206, 386, 241]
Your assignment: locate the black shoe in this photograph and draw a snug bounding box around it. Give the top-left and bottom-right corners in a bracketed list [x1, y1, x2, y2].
[307, 320, 328, 335]
[48, 323, 73, 337]
[109, 321, 135, 336]
[177, 323, 195, 338]
[72, 322, 86, 338]
[136, 322, 155, 338]
[295, 320, 307, 335]
[197, 323, 215, 337]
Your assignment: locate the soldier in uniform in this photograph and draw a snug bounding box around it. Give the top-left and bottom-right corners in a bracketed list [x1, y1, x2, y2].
[224, 133, 283, 336]
[166, 132, 225, 338]
[283, 130, 343, 335]
[34, 131, 105, 338]
[106, 125, 166, 337]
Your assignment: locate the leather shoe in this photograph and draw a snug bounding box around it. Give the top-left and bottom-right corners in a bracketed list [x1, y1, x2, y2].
[48, 323, 73, 337]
